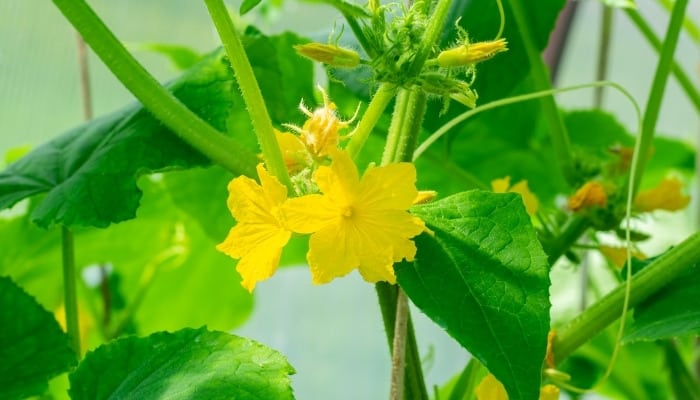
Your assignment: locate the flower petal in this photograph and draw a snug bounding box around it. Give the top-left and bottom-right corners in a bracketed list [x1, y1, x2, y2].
[283, 194, 339, 234]
[314, 150, 360, 203]
[491, 176, 511, 193]
[307, 222, 360, 284]
[358, 162, 418, 210]
[634, 177, 690, 212]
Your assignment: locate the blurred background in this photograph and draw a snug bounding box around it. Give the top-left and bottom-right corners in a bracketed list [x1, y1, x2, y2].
[0, 0, 698, 398]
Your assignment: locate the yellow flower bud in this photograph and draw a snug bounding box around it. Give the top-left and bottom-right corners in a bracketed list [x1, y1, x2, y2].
[437, 38, 508, 67]
[294, 43, 361, 68]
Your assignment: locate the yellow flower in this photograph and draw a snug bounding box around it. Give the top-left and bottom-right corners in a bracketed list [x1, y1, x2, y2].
[476, 374, 508, 400]
[568, 181, 607, 211]
[491, 176, 539, 216]
[599, 245, 647, 268]
[285, 87, 357, 158]
[634, 177, 690, 212]
[437, 38, 508, 67]
[283, 150, 425, 284]
[217, 164, 291, 292]
[476, 374, 561, 400]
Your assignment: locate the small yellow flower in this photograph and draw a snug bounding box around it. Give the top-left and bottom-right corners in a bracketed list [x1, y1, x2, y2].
[294, 43, 361, 68]
[285, 87, 357, 158]
[568, 181, 608, 211]
[217, 164, 291, 292]
[437, 38, 508, 67]
[476, 374, 561, 400]
[491, 176, 539, 216]
[599, 245, 647, 268]
[414, 190, 437, 205]
[545, 330, 556, 368]
[634, 177, 690, 212]
[539, 384, 561, 400]
[283, 150, 425, 284]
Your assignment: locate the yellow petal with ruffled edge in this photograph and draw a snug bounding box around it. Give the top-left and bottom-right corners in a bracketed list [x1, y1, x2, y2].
[217, 164, 291, 292]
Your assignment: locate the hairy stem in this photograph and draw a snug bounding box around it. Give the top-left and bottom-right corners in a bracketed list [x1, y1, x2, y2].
[625, 8, 700, 113]
[552, 231, 700, 362]
[62, 227, 80, 355]
[509, 0, 574, 183]
[52, 0, 257, 177]
[346, 83, 397, 160]
[630, 0, 690, 194]
[406, 0, 451, 78]
[204, 0, 291, 189]
[390, 289, 410, 400]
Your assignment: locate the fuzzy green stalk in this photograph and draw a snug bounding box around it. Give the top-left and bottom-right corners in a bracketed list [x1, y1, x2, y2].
[62, 227, 80, 355]
[406, 0, 452, 78]
[52, 0, 257, 177]
[552, 231, 700, 362]
[509, 0, 575, 184]
[630, 0, 689, 194]
[625, 8, 700, 113]
[204, 0, 291, 189]
[376, 87, 430, 400]
[346, 83, 397, 159]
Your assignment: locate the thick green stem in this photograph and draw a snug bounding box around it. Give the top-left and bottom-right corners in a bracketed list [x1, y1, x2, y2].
[390, 289, 409, 400]
[62, 227, 80, 355]
[625, 8, 700, 113]
[543, 216, 591, 267]
[630, 0, 689, 194]
[376, 84, 430, 400]
[346, 83, 397, 160]
[509, 0, 575, 184]
[376, 283, 429, 400]
[52, 0, 257, 177]
[204, 0, 290, 188]
[552, 232, 700, 362]
[406, 0, 452, 78]
[656, 0, 700, 43]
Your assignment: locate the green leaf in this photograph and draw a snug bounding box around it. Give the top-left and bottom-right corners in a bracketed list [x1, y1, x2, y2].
[69, 327, 295, 400]
[0, 276, 77, 399]
[134, 43, 204, 70]
[397, 191, 551, 400]
[0, 31, 313, 229]
[240, 0, 263, 15]
[624, 264, 700, 343]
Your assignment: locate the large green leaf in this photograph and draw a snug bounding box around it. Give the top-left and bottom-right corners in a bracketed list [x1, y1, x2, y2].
[397, 191, 550, 400]
[0, 276, 77, 399]
[624, 264, 700, 343]
[0, 31, 313, 229]
[68, 327, 295, 400]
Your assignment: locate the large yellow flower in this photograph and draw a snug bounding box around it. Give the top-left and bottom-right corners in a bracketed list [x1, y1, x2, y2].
[217, 164, 291, 292]
[283, 150, 425, 284]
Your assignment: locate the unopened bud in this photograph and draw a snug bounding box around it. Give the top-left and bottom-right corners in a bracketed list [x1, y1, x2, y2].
[437, 38, 508, 67]
[294, 43, 361, 68]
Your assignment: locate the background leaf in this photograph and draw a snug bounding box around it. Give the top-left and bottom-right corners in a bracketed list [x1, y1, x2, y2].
[0, 276, 77, 399]
[69, 327, 295, 400]
[0, 31, 313, 229]
[397, 191, 550, 400]
[624, 264, 700, 343]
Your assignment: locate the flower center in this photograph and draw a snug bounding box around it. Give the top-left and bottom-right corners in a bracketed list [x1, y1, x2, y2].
[341, 206, 354, 218]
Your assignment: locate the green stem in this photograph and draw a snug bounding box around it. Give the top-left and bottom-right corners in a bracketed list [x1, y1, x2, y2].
[62, 226, 80, 355]
[204, 0, 291, 189]
[625, 8, 700, 113]
[406, 0, 452, 78]
[52, 0, 257, 177]
[342, 11, 378, 59]
[594, 5, 614, 107]
[664, 340, 700, 400]
[630, 0, 689, 194]
[552, 231, 700, 362]
[376, 283, 429, 400]
[509, 0, 575, 184]
[543, 216, 591, 267]
[657, 0, 700, 43]
[390, 289, 410, 400]
[345, 83, 397, 159]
